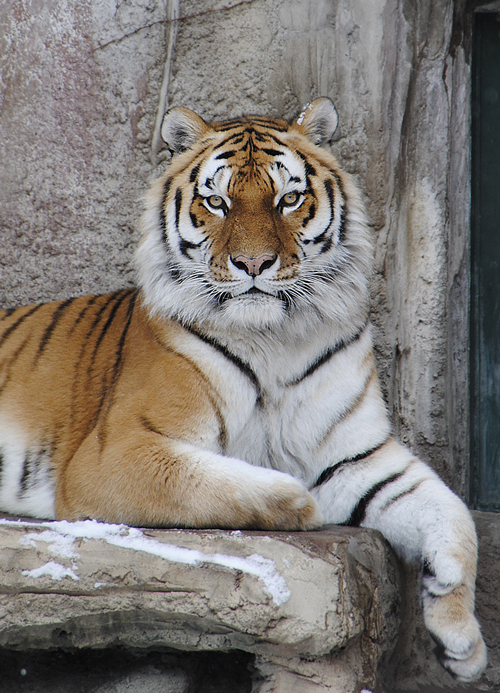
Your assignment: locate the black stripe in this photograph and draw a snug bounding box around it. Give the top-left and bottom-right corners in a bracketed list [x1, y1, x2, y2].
[301, 202, 316, 228]
[0, 336, 30, 397]
[324, 178, 334, 200]
[204, 164, 227, 190]
[214, 123, 247, 133]
[82, 292, 128, 350]
[0, 304, 44, 350]
[160, 178, 173, 240]
[251, 122, 287, 132]
[262, 148, 283, 157]
[179, 237, 202, 258]
[174, 188, 182, 230]
[140, 415, 164, 436]
[69, 295, 100, 334]
[286, 323, 367, 386]
[253, 132, 268, 143]
[35, 297, 76, 362]
[311, 179, 335, 254]
[95, 291, 137, 450]
[20, 456, 31, 493]
[381, 479, 424, 511]
[330, 172, 346, 244]
[189, 163, 201, 182]
[0, 308, 16, 320]
[317, 370, 375, 448]
[19, 444, 51, 494]
[110, 291, 137, 388]
[312, 228, 329, 245]
[79, 291, 132, 434]
[305, 162, 317, 177]
[258, 132, 287, 147]
[184, 324, 261, 399]
[72, 291, 137, 448]
[214, 150, 237, 160]
[337, 205, 346, 245]
[213, 133, 247, 150]
[320, 233, 334, 255]
[344, 471, 405, 527]
[189, 212, 205, 229]
[296, 151, 317, 178]
[90, 291, 134, 368]
[312, 437, 390, 489]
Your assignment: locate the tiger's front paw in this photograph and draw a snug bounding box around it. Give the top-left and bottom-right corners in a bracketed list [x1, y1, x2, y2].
[253, 474, 323, 531]
[423, 588, 487, 681]
[231, 468, 323, 531]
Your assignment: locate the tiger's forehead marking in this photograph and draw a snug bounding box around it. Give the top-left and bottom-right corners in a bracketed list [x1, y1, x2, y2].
[195, 126, 309, 198]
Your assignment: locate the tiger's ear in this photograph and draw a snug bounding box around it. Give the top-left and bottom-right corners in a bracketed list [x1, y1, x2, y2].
[292, 97, 338, 147]
[161, 107, 210, 153]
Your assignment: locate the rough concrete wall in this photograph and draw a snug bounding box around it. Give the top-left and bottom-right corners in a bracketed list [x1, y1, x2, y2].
[0, 0, 167, 304]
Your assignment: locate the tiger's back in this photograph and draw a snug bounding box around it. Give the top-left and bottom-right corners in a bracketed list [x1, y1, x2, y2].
[0, 290, 138, 517]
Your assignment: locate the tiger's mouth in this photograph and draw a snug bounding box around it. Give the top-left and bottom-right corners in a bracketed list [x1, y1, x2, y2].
[227, 284, 276, 298]
[215, 285, 278, 306]
[244, 287, 266, 295]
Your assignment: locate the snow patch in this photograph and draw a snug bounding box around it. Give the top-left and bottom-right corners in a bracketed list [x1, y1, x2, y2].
[22, 561, 79, 581]
[20, 529, 80, 560]
[1, 519, 290, 605]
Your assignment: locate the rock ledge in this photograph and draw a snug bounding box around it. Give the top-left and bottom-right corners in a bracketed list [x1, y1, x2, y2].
[0, 519, 400, 692]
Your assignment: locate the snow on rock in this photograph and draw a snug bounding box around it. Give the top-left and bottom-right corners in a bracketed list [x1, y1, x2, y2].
[22, 561, 79, 581]
[0, 519, 290, 605]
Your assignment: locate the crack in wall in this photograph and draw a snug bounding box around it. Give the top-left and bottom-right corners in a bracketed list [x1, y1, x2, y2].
[94, 0, 261, 51]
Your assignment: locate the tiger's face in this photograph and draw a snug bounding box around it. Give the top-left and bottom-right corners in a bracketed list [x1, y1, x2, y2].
[137, 99, 373, 332]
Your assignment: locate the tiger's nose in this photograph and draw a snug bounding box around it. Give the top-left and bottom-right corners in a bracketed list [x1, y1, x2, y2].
[231, 254, 277, 277]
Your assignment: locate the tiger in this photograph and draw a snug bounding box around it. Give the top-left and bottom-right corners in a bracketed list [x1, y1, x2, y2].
[0, 98, 486, 681]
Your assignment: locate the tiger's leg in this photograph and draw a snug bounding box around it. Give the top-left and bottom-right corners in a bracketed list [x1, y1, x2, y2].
[312, 438, 487, 681]
[56, 430, 322, 531]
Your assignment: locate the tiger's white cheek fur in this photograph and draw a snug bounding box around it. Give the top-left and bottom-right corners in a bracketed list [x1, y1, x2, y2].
[268, 154, 307, 204]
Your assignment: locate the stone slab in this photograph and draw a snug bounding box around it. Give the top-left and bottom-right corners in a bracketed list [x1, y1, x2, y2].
[0, 518, 400, 692]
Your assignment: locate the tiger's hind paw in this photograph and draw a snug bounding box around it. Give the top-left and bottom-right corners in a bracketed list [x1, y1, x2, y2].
[423, 588, 487, 681]
[440, 632, 487, 682]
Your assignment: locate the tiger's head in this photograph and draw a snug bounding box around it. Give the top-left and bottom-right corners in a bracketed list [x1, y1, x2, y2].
[137, 98, 373, 335]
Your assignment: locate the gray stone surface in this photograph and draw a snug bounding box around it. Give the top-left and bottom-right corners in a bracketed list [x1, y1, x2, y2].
[0, 0, 166, 305]
[0, 521, 400, 693]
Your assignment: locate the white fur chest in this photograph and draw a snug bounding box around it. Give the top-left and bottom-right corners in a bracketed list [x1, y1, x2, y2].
[176, 320, 391, 489]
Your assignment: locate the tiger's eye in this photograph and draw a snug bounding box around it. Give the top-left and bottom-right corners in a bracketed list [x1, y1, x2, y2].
[207, 195, 224, 209]
[282, 192, 300, 206]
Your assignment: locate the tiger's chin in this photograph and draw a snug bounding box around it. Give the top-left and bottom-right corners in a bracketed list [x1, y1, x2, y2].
[210, 293, 287, 330]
